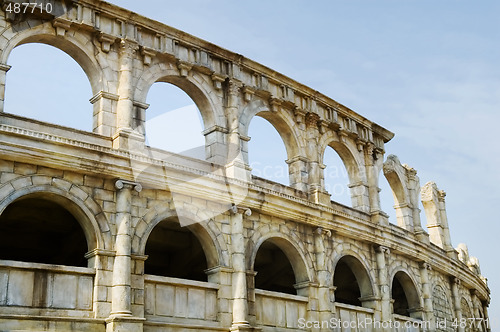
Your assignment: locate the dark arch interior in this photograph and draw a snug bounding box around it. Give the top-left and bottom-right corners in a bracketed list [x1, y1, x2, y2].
[333, 260, 362, 306]
[392, 275, 410, 316]
[145, 219, 208, 281]
[0, 197, 88, 267]
[254, 241, 296, 295]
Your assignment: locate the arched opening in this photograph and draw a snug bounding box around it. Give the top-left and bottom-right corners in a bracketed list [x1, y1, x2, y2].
[379, 174, 398, 224]
[323, 147, 351, 206]
[4, 43, 93, 131]
[391, 271, 421, 318]
[248, 115, 289, 185]
[333, 255, 374, 307]
[0, 196, 88, 267]
[254, 241, 296, 294]
[144, 218, 209, 282]
[392, 275, 410, 316]
[145, 82, 205, 159]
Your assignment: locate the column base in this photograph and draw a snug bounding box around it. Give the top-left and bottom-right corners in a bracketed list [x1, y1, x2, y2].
[105, 315, 145, 332]
[230, 323, 261, 332]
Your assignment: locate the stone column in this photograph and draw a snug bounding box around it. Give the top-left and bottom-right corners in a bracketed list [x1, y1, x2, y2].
[375, 245, 392, 331]
[106, 179, 144, 332]
[225, 80, 250, 181]
[450, 277, 465, 332]
[421, 182, 454, 257]
[419, 262, 434, 331]
[0, 63, 11, 112]
[406, 167, 428, 242]
[314, 228, 332, 328]
[229, 205, 252, 331]
[365, 143, 386, 223]
[113, 39, 144, 151]
[306, 113, 330, 205]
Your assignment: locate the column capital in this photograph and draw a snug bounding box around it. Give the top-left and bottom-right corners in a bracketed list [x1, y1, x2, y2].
[115, 179, 142, 192]
[230, 204, 251, 216]
[451, 276, 461, 286]
[119, 38, 139, 56]
[315, 227, 332, 237]
[375, 245, 390, 255]
[419, 261, 432, 271]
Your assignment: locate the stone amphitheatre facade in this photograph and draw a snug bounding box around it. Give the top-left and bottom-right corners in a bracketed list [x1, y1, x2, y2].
[0, 0, 491, 331]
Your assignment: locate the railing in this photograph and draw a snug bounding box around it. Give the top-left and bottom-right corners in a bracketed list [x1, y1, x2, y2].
[255, 288, 308, 329]
[144, 274, 218, 322]
[393, 314, 423, 332]
[335, 302, 375, 332]
[0, 259, 94, 316]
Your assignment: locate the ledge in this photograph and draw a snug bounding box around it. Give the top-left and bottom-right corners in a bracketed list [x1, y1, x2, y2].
[144, 274, 219, 290]
[254, 289, 308, 303]
[0, 259, 95, 275]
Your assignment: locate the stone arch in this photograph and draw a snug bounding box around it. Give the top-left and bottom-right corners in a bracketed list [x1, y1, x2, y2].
[460, 296, 473, 322]
[135, 207, 227, 268]
[382, 155, 410, 208]
[240, 98, 303, 163]
[0, 177, 109, 252]
[1, 25, 102, 96]
[318, 132, 365, 185]
[331, 252, 376, 305]
[248, 229, 314, 285]
[134, 63, 225, 131]
[389, 269, 423, 318]
[432, 284, 455, 331]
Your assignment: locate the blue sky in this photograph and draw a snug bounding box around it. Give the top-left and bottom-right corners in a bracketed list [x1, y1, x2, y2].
[4, 0, 499, 324]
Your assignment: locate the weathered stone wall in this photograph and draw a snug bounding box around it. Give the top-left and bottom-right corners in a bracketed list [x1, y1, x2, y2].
[0, 1, 490, 332]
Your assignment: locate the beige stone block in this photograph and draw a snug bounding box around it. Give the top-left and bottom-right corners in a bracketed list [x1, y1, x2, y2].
[205, 290, 217, 320]
[11, 176, 32, 190]
[174, 287, 188, 318]
[275, 299, 286, 327]
[156, 284, 174, 316]
[262, 296, 275, 326]
[32, 175, 52, 186]
[52, 178, 72, 191]
[77, 276, 93, 310]
[1, 172, 20, 183]
[70, 185, 89, 201]
[94, 188, 114, 201]
[14, 162, 36, 175]
[37, 166, 63, 177]
[63, 171, 84, 185]
[0, 159, 14, 172]
[144, 283, 155, 315]
[84, 175, 104, 188]
[187, 287, 205, 319]
[0, 270, 7, 305]
[7, 270, 34, 306]
[52, 274, 78, 309]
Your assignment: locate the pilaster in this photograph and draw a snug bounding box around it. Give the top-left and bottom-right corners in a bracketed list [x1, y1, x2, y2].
[0, 63, 11, 112]
[374, 245, 392, 332]
[113, 39, 145, 151]
[107, 179, 143, 332]
[419, 262, 434, 331]
[229, 205, 255, 331]
[450, 277, 465, 332]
